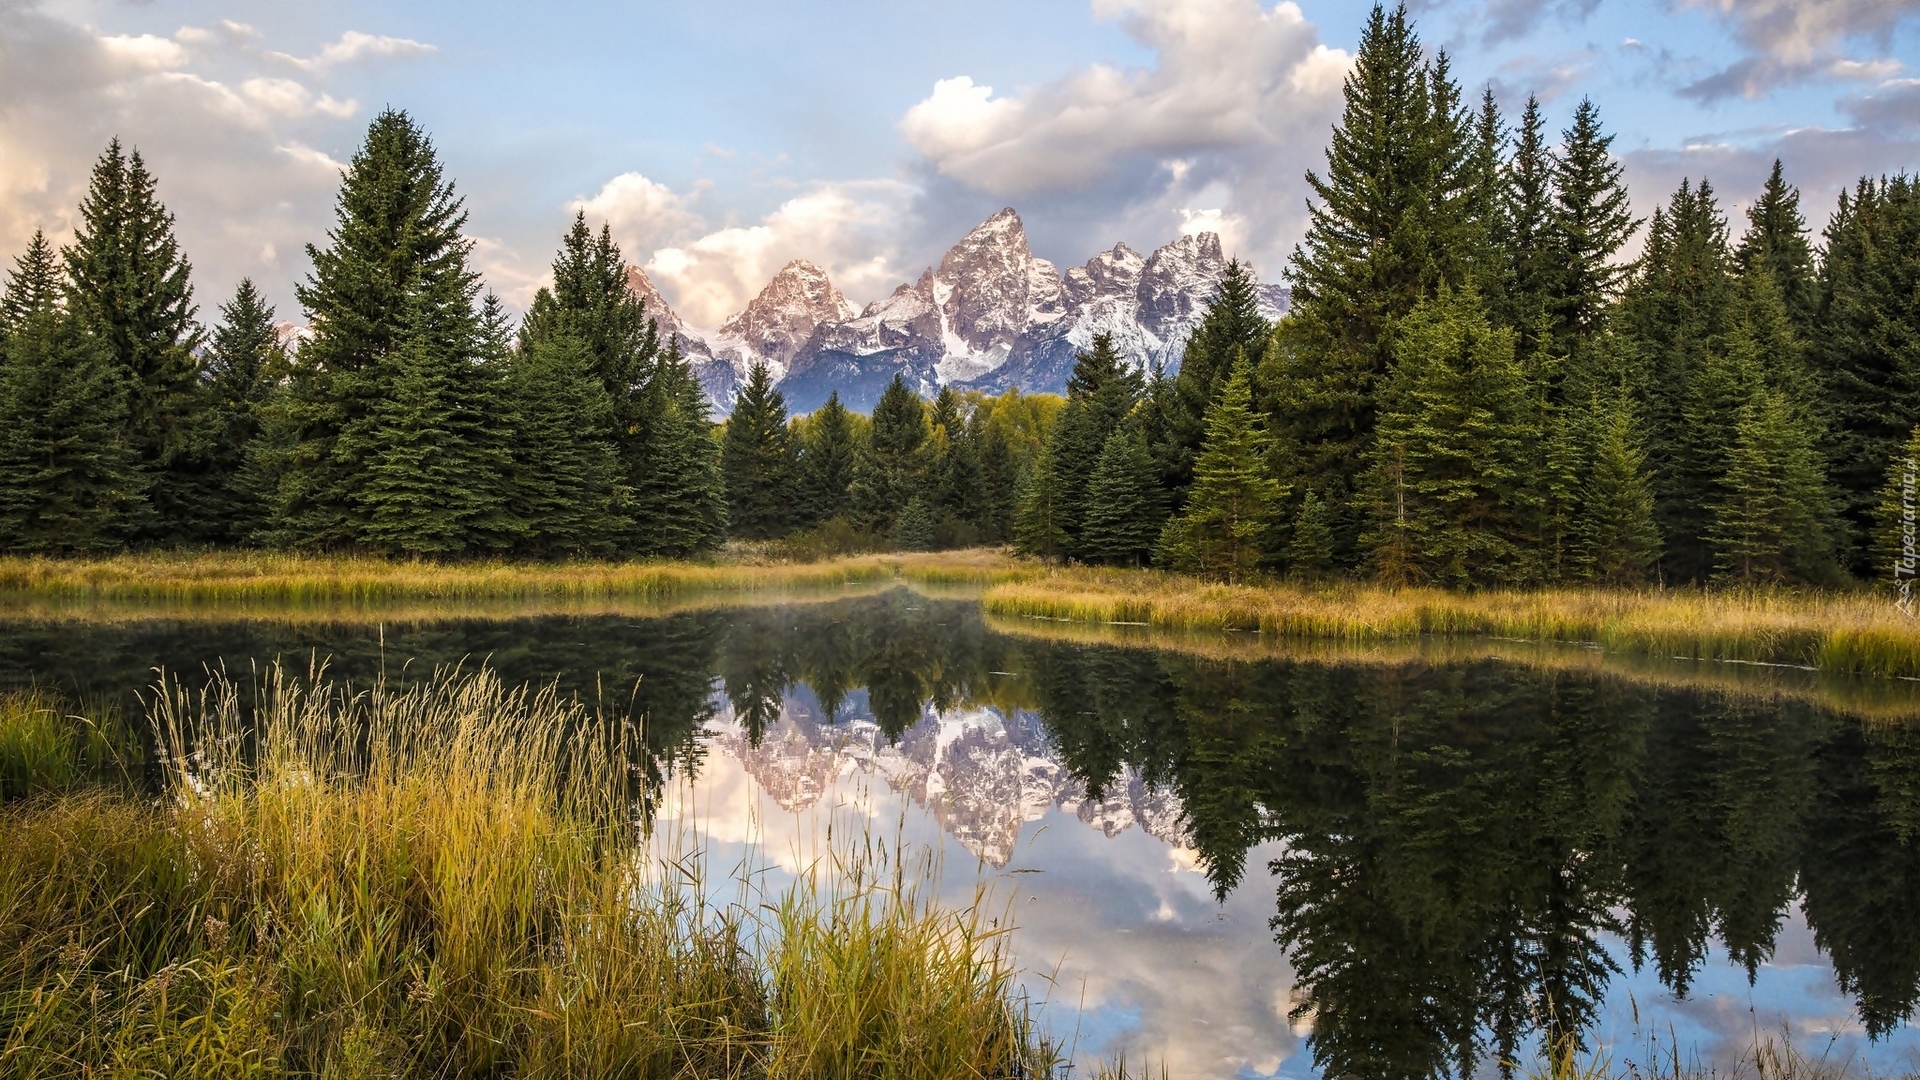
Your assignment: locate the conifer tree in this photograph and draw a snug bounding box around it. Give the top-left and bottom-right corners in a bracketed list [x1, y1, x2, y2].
[0, 235, 145, 552]
[849, 374, 927, 536]
[1165, 262, 1268, 501]
[1502, 95, 1558, 355]
[1709, 388, 1837, 584]
[197, 279, 287, 542]
[722, 361, 795, 539]
[1463, 86, 1510, 301]
[63, 140, 205, 541]
[1362, 287, 1538, 587]
[1080, 428, 1167, 566]
[1267, 3, 1472, 559]
[276, 110, 504, 553]
[1734, 160, 1818, 333]
[1013, 441, 1069, 563]
[1815, 175, 1920, 573]
[798, 391, 856, 526]
[1577, 396, 1662, 585]
[1157, 358, 1284, 582]
[1547, 98, 1638, 354]
[632, 337, 727, 557]
[894, 496, 936, 552]
[1047, 332, 1143, 555]
[502, 331, 626, 557]
[1289, 489, 1337, 580]
[1872, 426, 1920, 594]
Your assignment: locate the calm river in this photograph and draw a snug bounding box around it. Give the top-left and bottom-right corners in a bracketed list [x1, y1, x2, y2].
[4, 587, 1919, 1078]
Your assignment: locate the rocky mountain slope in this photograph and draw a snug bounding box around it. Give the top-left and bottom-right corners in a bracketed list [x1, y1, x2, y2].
[625, 208, 1288, 412]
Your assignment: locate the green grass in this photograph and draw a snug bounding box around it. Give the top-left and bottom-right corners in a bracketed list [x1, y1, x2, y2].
[0, 666, 1057, 1079]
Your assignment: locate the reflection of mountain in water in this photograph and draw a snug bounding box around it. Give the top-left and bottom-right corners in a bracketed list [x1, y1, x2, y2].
[707, 684, 1187, 866]
[4, 588, 1919, 1079]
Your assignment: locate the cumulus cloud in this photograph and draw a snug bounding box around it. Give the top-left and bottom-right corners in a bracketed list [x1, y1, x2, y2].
[573, 172, 709, 256]
[0, 0, 439, 319]
[1676, 0, 1919, 99]
[898, 0, 1348, 280]
[268, 30, 436, 72]
[627, 180, 917, 327]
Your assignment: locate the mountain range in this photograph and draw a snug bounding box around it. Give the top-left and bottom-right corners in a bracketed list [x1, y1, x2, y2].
[626, 208, 1289, 413]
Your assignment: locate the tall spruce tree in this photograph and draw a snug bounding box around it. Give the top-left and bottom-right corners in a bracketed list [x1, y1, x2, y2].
[502, 329, 626, 557]
[798, 391, 857, 526]
[1080, 427, 1167, 566]
[63, 141, 204, 542]
[1013, 439, 1069, 563]
[1165, 261, 1268, 502]
[1708, 388, 1837, 584]
[1577, 395, 1662, 585]
[1157, 358, 1284, 583]
[632, 337, 727, 557]
[1502, 95, 1558, 356]
[1288, 489, 1338, 579]
[1735, 160, 1818, 334]
[1547, 98, 1638, 356]
[849, 374, 928, 537]
[1362, 287, 1539, 587]
[0, 233, 146, 552]
[276, 110, 506, 554]
[1463, 86, 1511, 301]
[1815, 174, 1920, 574]
[1047, 332, 1143, 556]
[722, 362, 795, 539]
[197, 279, 286, 543]
[1267, 3, 1472, 561]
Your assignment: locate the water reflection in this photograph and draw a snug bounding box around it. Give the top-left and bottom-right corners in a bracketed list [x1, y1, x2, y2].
[2, 589, 1917, 1076]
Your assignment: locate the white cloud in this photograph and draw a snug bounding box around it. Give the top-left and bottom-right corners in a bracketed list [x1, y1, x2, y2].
[269, 30, 436, 72]
[1676, 0, 1918, 99]
[573, 171, 708, 256]
[240, 78, 357, 120]
[639, 180, 916, 327]
[99, 33, 188, 71]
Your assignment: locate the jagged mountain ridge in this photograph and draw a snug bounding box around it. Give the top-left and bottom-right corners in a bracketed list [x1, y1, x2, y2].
[627, 208, 1288, 412]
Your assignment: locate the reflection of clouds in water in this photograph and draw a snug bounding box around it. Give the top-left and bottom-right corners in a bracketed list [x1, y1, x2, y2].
[658, 694, 1920, 1080]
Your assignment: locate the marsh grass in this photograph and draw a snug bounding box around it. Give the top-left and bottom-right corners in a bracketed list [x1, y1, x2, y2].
[0, 665, 1057, 1079]
[0, 691, 140, 797]
[980, 568, 1920, 679]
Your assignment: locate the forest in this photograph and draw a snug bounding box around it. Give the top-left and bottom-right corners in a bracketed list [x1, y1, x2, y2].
[1, 4, 1916, 590]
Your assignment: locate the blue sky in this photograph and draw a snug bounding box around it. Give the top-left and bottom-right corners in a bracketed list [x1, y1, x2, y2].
[2, 0, 1916, 328]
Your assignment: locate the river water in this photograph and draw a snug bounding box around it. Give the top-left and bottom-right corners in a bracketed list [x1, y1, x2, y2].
[4, 587, 1918, 1078]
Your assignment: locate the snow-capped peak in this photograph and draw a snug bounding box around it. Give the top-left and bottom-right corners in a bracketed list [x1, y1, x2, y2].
[714, 259, 857, 380]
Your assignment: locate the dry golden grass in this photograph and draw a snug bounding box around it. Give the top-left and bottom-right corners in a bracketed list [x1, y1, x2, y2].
[980, 567, 1920, 679]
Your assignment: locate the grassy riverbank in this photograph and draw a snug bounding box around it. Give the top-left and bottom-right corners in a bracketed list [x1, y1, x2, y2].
[0, 670, 1054, 1079]
[979, 567, 1920, 680]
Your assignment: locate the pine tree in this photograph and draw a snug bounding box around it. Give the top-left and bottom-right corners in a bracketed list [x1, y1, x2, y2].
[1362, 287, 1539, 587]
[850, 374, 928, 536]
[1165, 261, 1268, 502]
[1080, 428, 1167, 566]
[0, 237, 146, 552]
[1289, 489, 1337, 580]
[1547, 98, 1638, 355]
[1268, 3, 1473, 561]
[1157, 358, 1284, 583]
[1013, 440, 1069, 563]
[1734, 160, 1818, 334]
[798, 391, 857, 526]
[197, 279, 287, 542]
[1815, 175, 1920, 574]
[1463, 86, 1510, 301]
[276, 110, 505, 554]
[1709, 388, 1837, 584]
[1047, 332, 1143, 556]
[1502, 95, 1558, 356]
[632, 337, 727, 557]
[722, 361, 795, 539]
[1577, 395, 1662, 585]
[62, 140, 205, 541]
[893, 496, 936, 552]
[502, 331, 626, 557]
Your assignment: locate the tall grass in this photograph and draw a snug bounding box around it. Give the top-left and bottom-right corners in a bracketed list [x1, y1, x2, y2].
[0, 666, 1057, 1078]
[981, 567, 1920, 679]
[0, 691, 139, 797]
[1524, 1028, 1909, 1080]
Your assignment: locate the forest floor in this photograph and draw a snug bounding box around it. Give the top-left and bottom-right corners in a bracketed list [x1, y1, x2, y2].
[4, 548, 1918, 679]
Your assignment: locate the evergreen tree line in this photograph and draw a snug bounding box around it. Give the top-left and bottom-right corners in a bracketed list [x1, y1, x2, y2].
[1013, 3, 1920, 588]
[0, 110, 1060, 559]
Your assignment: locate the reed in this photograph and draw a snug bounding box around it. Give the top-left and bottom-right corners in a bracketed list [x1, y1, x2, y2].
[981, 567, 1920, 679]
[0, 666, 1057, 1079]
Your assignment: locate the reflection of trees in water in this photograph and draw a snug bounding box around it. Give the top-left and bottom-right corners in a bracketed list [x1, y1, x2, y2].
[1017, 639, 1920, 1077]
[4, 595, 1919, 1070]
